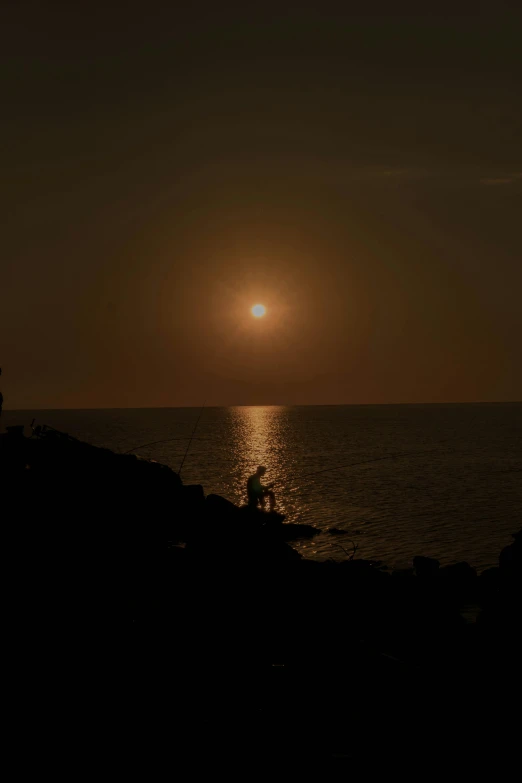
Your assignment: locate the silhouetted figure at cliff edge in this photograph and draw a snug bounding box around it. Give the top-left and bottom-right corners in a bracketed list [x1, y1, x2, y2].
[247, 465, 276, 512]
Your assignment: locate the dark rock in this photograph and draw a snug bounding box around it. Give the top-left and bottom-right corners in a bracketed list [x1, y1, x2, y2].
[258, 538, 302, 563]
[238, 505, 286, 526]
[326, 527, 349, 536]
[439, 562, 477, 603]
[338, 558, 390, 580]
[205, 493, 240, 517]
[479, 566, 500, 584]
[499, 530, 521, 575]
[413, 556, 440, 577]
[499, 543, 516, 570]
[440, 561, 477, 582]
[475, 529, 521, 649]
[180, 484, 206, 505]
[5, 425, 24, 438]
[477, 567, 500, 600]
[277, 523, 318, 541]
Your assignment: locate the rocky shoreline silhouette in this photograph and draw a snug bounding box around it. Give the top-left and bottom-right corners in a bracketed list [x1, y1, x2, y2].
[2, 423, 520, 771]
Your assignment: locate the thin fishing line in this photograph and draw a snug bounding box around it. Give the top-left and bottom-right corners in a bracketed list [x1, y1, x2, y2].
[275, 446, 454, 490]
[271, 410, 481, 494]
[178, 400, 207, 476]
[122, 436, 209, 455]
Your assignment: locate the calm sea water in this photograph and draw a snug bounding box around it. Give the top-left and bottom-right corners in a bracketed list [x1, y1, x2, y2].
[4, 404, 521, 571]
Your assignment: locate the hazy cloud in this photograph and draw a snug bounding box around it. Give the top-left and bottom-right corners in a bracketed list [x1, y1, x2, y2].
[480, 173, 522, 185]
[358, 166, 522, 188]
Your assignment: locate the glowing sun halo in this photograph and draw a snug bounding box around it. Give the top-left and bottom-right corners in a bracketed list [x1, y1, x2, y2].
[251, 304, 266, 318]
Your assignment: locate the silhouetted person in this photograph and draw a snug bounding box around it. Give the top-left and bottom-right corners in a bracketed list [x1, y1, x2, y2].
[247, 465, 276, 512]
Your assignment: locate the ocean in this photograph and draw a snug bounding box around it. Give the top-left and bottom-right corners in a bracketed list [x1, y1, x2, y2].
[4, 403, 521, 571]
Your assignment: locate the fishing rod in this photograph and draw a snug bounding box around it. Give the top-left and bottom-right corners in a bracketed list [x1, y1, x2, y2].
[120, 400, 212, 456]
[271, 446, 455, 492]
[122, 436, 209, 455]
[178, 400, 207, 477]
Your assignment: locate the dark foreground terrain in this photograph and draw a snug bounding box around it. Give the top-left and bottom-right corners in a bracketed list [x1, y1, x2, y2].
[2, 424, 520, 773]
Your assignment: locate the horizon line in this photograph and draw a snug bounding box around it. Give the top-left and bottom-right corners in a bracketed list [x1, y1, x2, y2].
[3, 399, 522, 412]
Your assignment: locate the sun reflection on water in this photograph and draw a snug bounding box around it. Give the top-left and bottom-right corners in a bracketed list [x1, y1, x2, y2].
[228, 406, 298, 517]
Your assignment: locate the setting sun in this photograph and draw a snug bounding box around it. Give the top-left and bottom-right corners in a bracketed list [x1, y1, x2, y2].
[251, 304, 266, 318]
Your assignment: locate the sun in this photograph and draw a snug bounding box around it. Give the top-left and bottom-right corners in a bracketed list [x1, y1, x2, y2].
[251, 304, 266, 318]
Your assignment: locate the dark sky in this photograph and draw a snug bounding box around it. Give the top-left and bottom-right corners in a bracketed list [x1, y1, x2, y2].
[2, 1, 521, 408]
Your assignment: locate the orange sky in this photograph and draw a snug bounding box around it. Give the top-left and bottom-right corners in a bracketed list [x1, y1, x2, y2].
[2, 3, 521, 408]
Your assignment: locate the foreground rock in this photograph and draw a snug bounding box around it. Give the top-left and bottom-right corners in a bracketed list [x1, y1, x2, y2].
[2, 424, 520, 770]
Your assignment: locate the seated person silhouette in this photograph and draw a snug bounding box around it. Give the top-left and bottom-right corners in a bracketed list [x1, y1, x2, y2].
[247, 465, 276, 512]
